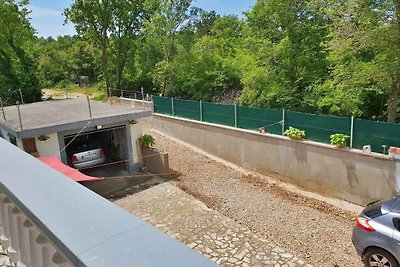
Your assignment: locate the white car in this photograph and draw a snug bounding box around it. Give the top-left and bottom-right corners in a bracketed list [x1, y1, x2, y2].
[69, 142, 106, 170]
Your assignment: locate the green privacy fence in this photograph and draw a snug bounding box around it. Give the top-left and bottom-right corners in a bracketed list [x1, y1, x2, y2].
[153, 96, 400, 154]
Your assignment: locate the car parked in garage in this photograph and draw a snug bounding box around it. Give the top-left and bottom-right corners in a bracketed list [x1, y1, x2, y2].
[68, 142, 106, 170]
[352, 196, 400, 267]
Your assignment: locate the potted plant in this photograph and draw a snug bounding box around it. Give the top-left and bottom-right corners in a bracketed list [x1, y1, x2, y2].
[138, 134, 155, 148]
[330, 133, 350, 148]
[284, 127, 306, 140]
[38, 135, 50, 142]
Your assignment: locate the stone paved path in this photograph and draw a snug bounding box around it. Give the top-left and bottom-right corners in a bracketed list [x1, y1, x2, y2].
[115, 183, 312, 267]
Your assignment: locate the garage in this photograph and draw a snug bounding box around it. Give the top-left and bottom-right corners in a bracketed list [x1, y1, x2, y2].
[0, 99, 150, 173]
[63, 125, 128, 171]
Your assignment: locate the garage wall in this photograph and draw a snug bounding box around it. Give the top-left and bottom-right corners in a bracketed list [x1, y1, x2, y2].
[35, 133, 61, 159]
[151, 114, 398, 206]
[130, 123, 143, 167]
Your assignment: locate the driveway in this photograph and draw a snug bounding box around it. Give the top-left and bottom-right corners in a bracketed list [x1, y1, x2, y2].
[116, 183, 312, 266]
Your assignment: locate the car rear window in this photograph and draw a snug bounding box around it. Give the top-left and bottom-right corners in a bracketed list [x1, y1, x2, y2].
[71, 143, 99, 154]
[363, 200, 385, 219]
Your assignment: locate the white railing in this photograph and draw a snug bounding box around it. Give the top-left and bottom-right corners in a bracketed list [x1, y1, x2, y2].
[0, 138, 218, 267]
[0, 191, 73, 267]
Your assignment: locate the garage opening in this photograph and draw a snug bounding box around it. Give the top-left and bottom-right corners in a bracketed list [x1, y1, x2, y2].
[64, 126, 128, 171]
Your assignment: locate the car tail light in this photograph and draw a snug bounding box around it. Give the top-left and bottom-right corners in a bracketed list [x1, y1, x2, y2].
[357, 217, 375, 232]
[71, 155, 78, 163]
[100, 149, 105, 157]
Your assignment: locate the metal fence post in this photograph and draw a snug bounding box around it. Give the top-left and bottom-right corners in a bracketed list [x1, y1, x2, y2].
[282, 109, 285, 135]
[19, 89, 24, 105]
[200, 101, 203, 121]
[86, 95, 92, 119]
[17, 103, 23, 129]
[234, 104, 238, 128]
[0, 98, 6, 121]
[171, 97, 175, 116]
[141, 87, 145, 110]
[350, 116, 354, 148]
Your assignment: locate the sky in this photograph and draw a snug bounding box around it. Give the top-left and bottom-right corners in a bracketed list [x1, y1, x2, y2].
[27, 0, 257, 38]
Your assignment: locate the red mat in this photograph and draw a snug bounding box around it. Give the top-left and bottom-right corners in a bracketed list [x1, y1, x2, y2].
[38, 156, 104, 182]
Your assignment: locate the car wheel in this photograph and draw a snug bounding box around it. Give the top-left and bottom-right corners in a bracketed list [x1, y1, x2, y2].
[364, 248, 399, 267]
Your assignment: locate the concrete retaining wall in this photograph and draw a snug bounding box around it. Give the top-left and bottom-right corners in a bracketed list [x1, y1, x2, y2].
[109, 97, 152, 111]
[151, 114, 399, 205]
[141, 146, 170, 176]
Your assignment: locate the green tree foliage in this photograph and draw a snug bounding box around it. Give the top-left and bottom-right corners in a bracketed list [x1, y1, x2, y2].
[313, 0, 400, 122]
[0, 0, 41, 103]
[65, 0, 114, 90]
[4, 0, 400, 123]
[36, 36, 100, 88]
[238, 0, 330, 111]
[144, 0, 192, 95]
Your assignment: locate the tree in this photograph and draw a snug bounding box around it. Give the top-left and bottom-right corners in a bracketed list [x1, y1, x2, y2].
[36, 36, 99, 88]
[238, 0, 331, 112]
[0, 0, 41, 103]
[65, 0, 114, 90]
[109, 0, 146, 89]
[317, 0, 400, 122]
[145, 0, 192, 95]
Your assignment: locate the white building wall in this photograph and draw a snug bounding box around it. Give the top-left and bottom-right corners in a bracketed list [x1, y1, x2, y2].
[35, 133, 61, 159]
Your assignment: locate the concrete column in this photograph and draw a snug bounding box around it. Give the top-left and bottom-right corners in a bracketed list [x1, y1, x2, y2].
[124, 123, 137, 172]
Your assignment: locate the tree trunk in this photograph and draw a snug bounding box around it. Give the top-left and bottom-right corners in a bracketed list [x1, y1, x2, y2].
[115, 43, 127, 91]
[100, 41, 110, 91]
[387, 83, 400, 123]
[116, 55, 123, 91]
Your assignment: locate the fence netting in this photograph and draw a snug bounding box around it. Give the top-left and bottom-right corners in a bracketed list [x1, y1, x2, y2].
[153, 96, 400, 154]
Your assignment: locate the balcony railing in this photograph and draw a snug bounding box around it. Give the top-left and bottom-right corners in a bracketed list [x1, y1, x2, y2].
[0, 138, 218, 267]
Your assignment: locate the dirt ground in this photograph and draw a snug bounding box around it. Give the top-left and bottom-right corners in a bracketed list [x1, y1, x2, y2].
[140, 120, 363, 267]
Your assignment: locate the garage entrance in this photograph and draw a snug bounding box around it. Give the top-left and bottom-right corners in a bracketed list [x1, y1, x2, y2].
[64, 126, 128, 170]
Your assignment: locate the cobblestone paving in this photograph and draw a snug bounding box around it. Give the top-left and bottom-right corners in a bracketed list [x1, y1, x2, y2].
[115, 183, 313, 267]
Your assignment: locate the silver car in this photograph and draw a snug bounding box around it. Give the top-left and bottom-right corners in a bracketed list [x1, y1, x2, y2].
[352, 196, 400, 267]
[69, 143, 106, 169]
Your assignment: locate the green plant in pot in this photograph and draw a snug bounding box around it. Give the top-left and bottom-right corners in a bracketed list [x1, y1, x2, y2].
[330, 133, 350, 148]
[38, 135, 50, 142]
[139, 134, 155, 147]
[284, 127, 306, 140]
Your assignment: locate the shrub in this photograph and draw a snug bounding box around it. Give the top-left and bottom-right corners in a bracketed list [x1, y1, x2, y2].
[139, 134, 155, 147]
[284, 127, 306, 139]
[330, 133, 350, 147]
[92, 93, 108, 102]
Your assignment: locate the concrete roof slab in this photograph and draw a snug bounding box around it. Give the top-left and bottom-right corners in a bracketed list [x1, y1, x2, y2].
[0, 99, 151, 138]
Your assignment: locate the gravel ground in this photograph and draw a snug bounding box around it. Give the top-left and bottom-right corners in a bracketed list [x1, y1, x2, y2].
[141, 120, 363, 267]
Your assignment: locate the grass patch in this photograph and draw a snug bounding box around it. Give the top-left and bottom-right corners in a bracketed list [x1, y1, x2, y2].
[48, 83, 105, 95]
[92, 93, 108, 102]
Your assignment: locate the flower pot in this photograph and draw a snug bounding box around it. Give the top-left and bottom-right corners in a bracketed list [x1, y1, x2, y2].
[288, 136, 303, 141]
